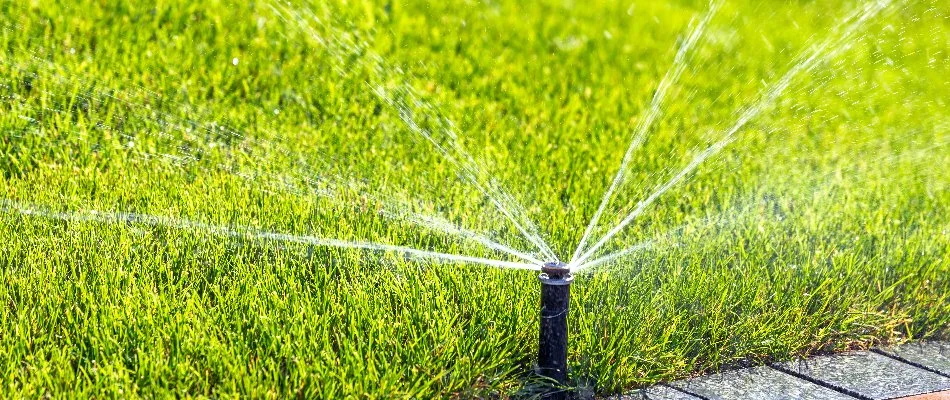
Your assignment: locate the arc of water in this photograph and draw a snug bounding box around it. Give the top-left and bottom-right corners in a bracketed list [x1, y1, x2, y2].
[380, 208, 545, 265]
[571, 1, 721, 264]
[575, 241, 656, 272]
[576, 121, 946, 272]
[572, 0, 893, 268]
[271, 2, 558, 262]
[574, 194, 768, 271]
[155, 151, 544, 265]
[5, 55, 542, 266]
[372, 84, 559, 262]
[133, 139, 544, 264]
[0, 200, 539, 271]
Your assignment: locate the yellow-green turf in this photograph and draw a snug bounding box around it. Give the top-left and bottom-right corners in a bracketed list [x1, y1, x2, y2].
[0, 0, 947, 397]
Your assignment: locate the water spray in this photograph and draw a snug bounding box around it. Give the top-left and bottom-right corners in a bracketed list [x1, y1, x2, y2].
[538, 261, 573, 399]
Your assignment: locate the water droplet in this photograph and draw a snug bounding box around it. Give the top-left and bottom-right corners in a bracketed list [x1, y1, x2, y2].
[232, 57, 239, 66]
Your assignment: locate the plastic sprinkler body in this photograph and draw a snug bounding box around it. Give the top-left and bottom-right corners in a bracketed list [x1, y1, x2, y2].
[538, 261, 573, 399]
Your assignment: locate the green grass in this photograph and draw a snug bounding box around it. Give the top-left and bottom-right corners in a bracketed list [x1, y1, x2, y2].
[1, 0, 948, 397]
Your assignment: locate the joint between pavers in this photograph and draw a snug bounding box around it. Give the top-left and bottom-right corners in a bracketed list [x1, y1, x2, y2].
[870, 348, 950, 379]
[766, 364, 870, 400]
[660, 383, 712, 400]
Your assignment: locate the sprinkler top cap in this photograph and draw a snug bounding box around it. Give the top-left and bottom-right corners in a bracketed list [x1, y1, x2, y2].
[541, 261, 571, 279]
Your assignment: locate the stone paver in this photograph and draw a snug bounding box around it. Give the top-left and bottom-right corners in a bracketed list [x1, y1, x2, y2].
[774, 350, 950, 400]
[621, 341, 950, 400]
[879, 341, 950, 377]
[612, 385, 701, 400]
[670, 366, 853, 400]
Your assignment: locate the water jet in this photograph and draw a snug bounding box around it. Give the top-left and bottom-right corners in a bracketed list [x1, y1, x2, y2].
[538, 261, 573, 399]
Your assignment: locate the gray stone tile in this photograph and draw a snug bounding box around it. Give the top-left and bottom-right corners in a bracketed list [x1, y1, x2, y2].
[775, 351, 950, 400]
[669, 366, 854, 400]
[610, 385, 701, 400]
[879, 341, 950, 376]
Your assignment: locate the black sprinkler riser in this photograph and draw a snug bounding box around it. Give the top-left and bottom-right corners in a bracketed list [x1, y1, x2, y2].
[538, 261, 572, 399]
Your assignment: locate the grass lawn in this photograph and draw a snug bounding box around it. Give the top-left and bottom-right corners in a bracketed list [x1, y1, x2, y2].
[1, 0, 948, 397]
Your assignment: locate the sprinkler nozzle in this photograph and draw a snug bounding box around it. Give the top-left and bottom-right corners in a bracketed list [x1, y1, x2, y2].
[538, 261, 572, 399]
[540, 261, 572, 281]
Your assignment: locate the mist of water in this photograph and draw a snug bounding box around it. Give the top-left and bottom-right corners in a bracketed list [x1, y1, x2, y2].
[571, 0, 722, 264]
[3, 51, 545, 267]
[0, 199, 540, 270]
[1, 0, 913, 274]
[571, 0, 893, 268]
[270, 2, 559, 262]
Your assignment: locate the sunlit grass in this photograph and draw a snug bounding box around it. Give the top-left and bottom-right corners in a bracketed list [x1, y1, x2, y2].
[0, 0, 947, 397]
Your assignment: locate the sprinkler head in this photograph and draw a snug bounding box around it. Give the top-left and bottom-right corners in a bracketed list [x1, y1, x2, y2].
[537, 260, 573, 399]
[540, 261, 572, 282]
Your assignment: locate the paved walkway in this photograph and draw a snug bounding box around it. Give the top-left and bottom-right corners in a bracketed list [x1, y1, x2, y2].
[619, 341, 950, 400]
